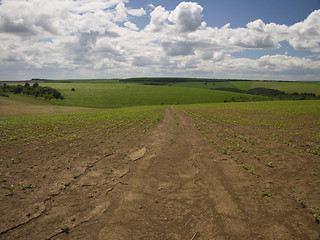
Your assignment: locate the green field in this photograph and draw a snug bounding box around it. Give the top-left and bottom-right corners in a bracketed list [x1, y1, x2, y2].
[0, 104, 164, 144]
[251, 81, 320, 95]
[2, 78, 320, 109]
[120, 78, 320, 94]
[179, 100, 320, 115]
[41, 82, 267, 108]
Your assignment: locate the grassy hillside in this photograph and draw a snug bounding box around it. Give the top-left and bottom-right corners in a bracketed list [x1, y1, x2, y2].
[251, 81, 320, 95]
[3, 78, 320, 109]
[41, 83, 267, 108]
[171, 80, 320, 94]
[116, 78, 320, 95]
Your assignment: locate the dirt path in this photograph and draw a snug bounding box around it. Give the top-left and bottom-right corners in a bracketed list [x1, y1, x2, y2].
[1, 106, 319, 239]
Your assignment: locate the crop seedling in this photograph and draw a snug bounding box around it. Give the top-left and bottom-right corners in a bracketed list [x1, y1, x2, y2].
[241, 163, 249, 170]
[314, 214, 320, 224]
[71, 215, 76, 222]
[59, 183, 66, 191]
[6, 185, 14, 196]
[106, 167, 114, 175]
[61, 223, 69, 233]
[266, 162, 274, 168]
[299, 199, 306, 208]
[85, 162, 93, 167]
[241, 148, 248, 153]
[262, 190, 272, 197]
[88, 190, 96, 198]
[19, 184, 36, 190]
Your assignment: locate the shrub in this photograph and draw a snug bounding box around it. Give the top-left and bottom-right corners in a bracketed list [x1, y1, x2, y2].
[0, 84, 63, 100]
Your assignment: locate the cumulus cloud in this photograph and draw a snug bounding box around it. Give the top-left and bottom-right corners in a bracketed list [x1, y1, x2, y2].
[289, 9, 320, 52]
[124, 21, 138, 31]
[145, 6, 169, 32]
[168, 1, 204, 33]
[132, 55, 157, 66]
[72, 0, 127, 14]
[128, 8, 146, 17]
[148, 4, 156, 10]
[162, 41, 195, 56]
[0, 0, 319, 80]
[0, 0, 62, 37]
[113, 2, 127, 22]
[257, 54, 320, 71]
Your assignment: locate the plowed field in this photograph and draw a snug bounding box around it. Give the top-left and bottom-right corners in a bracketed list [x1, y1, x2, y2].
[1, 101, 319, 239]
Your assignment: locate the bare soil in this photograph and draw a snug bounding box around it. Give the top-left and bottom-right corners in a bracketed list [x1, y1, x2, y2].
[0, 96, 93, 117]
[0, 106, 319, 239]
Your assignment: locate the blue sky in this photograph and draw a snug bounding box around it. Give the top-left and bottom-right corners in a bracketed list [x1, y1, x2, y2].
[128, 0, 320, 27]
[130, 2, 320, 40]
[0, 0, 320, 81]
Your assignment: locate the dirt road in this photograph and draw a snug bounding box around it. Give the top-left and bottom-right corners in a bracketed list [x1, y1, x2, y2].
[1, 107, 319, 239]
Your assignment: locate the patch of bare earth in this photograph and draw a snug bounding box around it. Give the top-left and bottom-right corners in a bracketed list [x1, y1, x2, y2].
[0, 106, 319, 239]
[0, 96, 94, 117]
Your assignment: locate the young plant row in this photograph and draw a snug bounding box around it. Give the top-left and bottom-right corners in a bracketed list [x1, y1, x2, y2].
[177, 103, 320, 224]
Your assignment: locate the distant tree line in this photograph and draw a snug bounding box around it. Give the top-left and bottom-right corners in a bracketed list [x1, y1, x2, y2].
[120, 77, 249, 84]
[247, 88, 320, 100]
[216, 87, 320, 101]
[0, 82, 64, 100]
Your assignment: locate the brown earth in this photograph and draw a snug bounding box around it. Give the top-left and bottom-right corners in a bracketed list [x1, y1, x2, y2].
[0, 96, 94, 117]
[0, 106, 320, 239]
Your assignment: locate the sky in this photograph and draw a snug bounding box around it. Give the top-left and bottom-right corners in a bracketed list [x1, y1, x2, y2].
[0, 0, 320, 81]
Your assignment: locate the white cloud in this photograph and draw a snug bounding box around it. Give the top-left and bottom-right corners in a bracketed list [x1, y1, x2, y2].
[168, 2, 204, 33]
[0, 0, 64, 37]
[72, 0, 128, 14]
[162, 41, 195, 56]
[148, 4, 156, 10]
[132, 55, 157, 66]
[258, 54, 320, 71]
[145, 6, 169, 32]
[0, 1, 319, 81]
[289, 9, 320, 52]
[124, 21, 138, 31]
[128, 8, 146, 17]
[113, 2, 127, 22]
